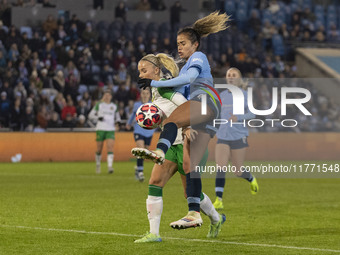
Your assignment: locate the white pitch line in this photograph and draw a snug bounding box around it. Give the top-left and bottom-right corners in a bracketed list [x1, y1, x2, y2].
[1, 224, 339, 253]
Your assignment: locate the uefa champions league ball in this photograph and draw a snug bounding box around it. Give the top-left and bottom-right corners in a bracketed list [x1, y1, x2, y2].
[136, 103, 162, 129]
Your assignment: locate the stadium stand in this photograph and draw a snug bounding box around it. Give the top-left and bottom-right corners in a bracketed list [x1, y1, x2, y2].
[0, 0, 339, 132]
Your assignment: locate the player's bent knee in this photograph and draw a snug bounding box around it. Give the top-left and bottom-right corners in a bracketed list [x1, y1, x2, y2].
[149, 177, 164, 187]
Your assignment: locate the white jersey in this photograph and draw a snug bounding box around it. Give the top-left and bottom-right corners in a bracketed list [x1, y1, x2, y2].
[88, 101, 120, 131]
[152, 87, 185, 145]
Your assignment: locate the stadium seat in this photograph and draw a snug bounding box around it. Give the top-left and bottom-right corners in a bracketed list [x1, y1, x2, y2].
[237, 1, 248, 12]
[224, 0, 236, 16]
[147, 22, 158, 32]
[262, 10, 272, 24]
[96, 20, 109, 31]
[124, 30, 134, 41]
[314, 5, 324, 14]
[123, 21, 134, 32]
[236, 9, 247, 31]
[109, 21, 123, 32]
[272, 34, 285, 56]
[108, 30, 121, 43]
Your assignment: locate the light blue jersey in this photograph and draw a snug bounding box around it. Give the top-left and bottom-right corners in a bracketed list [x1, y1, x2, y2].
[127, 102, 156, 137]
[150, 51, 214, 100]
[217, 89, 255, 141]
[179, 51, 213, 99]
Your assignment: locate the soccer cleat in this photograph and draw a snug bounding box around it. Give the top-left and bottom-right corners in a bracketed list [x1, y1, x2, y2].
[108, 167, 114, 174]
[170, 211, 203, 229]
[207, 214, 226, 238]
[213, 197, 224, 210]
[250, 177, 259, 195]
[134, 232, 162, 243]
[137, 172, 145, 182]
[96, 165, 101, 174]
[131, 148, 165, 165]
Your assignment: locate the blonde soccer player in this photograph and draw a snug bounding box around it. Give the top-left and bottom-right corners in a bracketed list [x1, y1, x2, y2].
[134, 53, 225, 243]
[88, 89, 120, 174]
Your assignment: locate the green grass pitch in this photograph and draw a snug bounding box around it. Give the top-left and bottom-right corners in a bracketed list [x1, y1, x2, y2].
[0, 161, 339, 255]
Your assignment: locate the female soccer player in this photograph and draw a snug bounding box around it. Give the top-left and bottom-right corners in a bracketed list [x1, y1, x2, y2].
[134, 53, 225, 243]
[133, 11, 230, 228]
[213, 68, 258, 210]
[126, 88, 155, 182]
[88, 90, 120, 174]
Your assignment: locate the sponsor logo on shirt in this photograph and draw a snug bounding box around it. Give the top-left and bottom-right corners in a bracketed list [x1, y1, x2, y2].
[192, 58, 203, 63]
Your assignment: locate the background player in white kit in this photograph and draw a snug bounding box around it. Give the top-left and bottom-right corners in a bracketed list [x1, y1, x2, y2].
[88, 90, 120, 174]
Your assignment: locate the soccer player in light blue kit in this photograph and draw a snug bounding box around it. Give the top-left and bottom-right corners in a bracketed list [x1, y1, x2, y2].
[213, 67, 259, 210]
[133, 12, 230, 229]
[126, 88, 155, 182]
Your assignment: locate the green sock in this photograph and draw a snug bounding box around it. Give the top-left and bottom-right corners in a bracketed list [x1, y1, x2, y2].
[149, 184, 163, 197]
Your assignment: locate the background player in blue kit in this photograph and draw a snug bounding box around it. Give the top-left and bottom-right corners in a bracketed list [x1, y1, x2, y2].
[126, 88, 155, 182]
[213, 68, 259, 210]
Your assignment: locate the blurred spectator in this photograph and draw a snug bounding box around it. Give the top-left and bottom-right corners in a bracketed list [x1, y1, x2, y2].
[7, 43, 19, 62]
[136, 0, 151, 11]
[10, 98, 24, 130]
[22, 105, 35, 131]
[127, 61, 138, 84]
[81, 22, 98, 46]
[0, 50, 7, 71]
[302, 7, 315, 23]
[170, 1, 182, 31]
[62, 112, 76, 128]
[101, 61, 114, 84]
[53, 92, 65, 115]
[248, 10, 261, 39]
[64, 72, 79, 103]
[47, 111, 61, 128]
[0, 0, 12, 26]
[267, 0, 280, 14]
[77, 99, 89, 117]
[149, 0, 166, 10]
[43, 15, 58, 34]
[55, 25, 67, 42]
[29, 32, 43, 53]
[92, 42, 102, 64]
[53, 70, 65, 93]
[6, 26, 22, 49]
[115, 63, 128, 85]
[42, 0, 56, 8]
[61, 98, 76, 120]
[115, 1, 127, 21]
[328, 24, 339, 42]
[279, 23, 290, 41]
[20, 44, 32, 62]
[92, 81, 105, 100]
[113, 49, 128, 70]
[103, 43, 113, 62]
[0, 91, 10, 127]
[262, 21, 274, 51]
[76, 114, 89, 128]
[13, 81, 27, 99]
[93, 0, 103, 10]
[0, 20, 7, 44]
